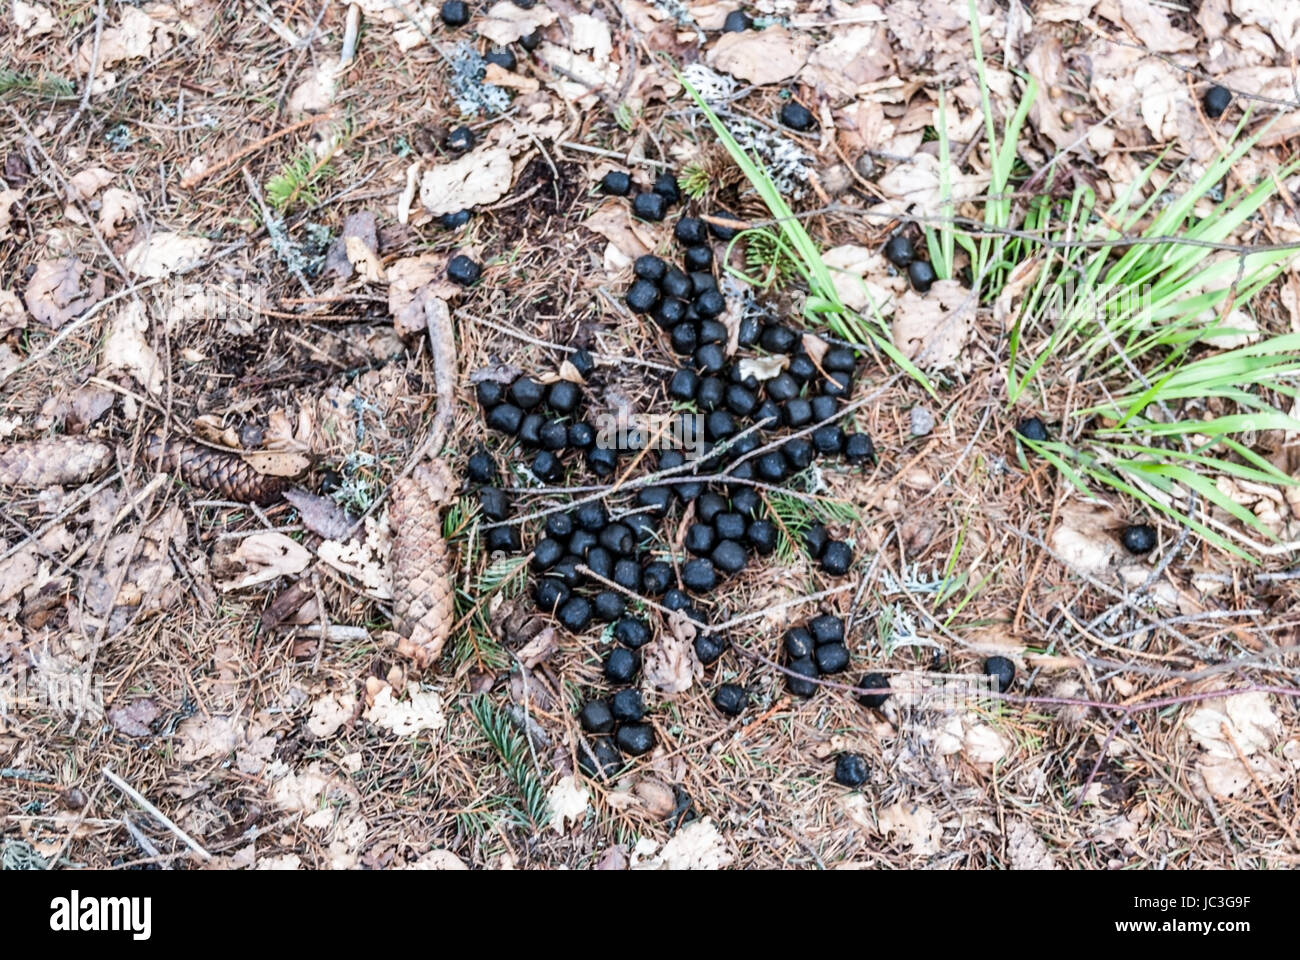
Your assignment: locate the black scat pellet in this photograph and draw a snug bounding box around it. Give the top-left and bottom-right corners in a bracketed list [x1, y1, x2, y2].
[823, 369, 852, 398]
[810, 394, 838, 422]
[683, 245, 713, 272]
[660, 449, 686, 472]
[820, 540, 853, 576]
[686, 523, 717, 556]
[580, 700, 614, 733]
[675, 217, 708, 245]
[605, 647, 639, 683]
[725, 384, 758, 417]
[486, 403, 523, 435]
[624, 511, 657, 544]
[713, 683, 747, 716]
[857, 672, 890, 709]
[662, 267, 692, 300]
[694, 633, 726, 665]
[440, 209, 472, 229]
[587, 445, 618, 476]
[728, 364, 759, 388]
[626, 279, 661, 313]
[568, 422, 596, 448]
[697, 319, 728, 345]
[814, 642, 849, 674]
[674, 478, 704, 503]
[576, 501, 609, 531]
[533, 577, 570, 612]
[834, 754, 869, 788]
[614, 722, 655, 756]
[545, 512, 574, 541]
[908, 260, 936, 293]
[568, 527, 598, 555]
[642, 560, 673, 595]
[466, 451, 497, 484]
[613, 558, 643, 592]
[594, 590, 628, 623]
[766, 373, 799, 402]
[697, 377, 725, 411]
[788, 353, 817, 382]
[547, 380, 581, 415]
[652, 172, 679, 204]
[755, 451, 788, 483]
[812, 424, 845, 455]
[485, 46, 517, 70]
[696, 492, 727, 525]
[783, 437, 814, 471]
[611, 688, 645, 723]
[823, 347, 856, 372]
[737, 315, 761, 346]
[732, 432, 759, 459]
[747, 519, 777, 555]
[695, 289, 725, 319]
[752, 399, 782, 431]
[579, 737, 622, 777]
[681, 557, 717, 592]
[637, 485, 672, 515]
[446, 124, 474, 151]
[884, 234, 914, 267]
[779, 100, 815, 131]
[787, 656, 819, 697]
[705, 409, 736, 441]
[447, 254, 481, 285]
[539, 420, 568, 451]
[1203, 84, 1232, 119]
[653, 297, 687, 328]
[509, 376, 544, 409]
[784, 627, 815, 660]
[695, 343, 726, 374]
[783, 397, 813, 427]
[552, 556, 584, 588]
[691, 271, 718, 295]
[476, 380, 505, 408]
[531, 537, 566, 572]
[711, 539, 746, 575]
[804, 523, 829, 558]
[598, 523, 634, 555]
[843, 432, 875, 463]
[440, 0, 470, 24]
[518, 413, 544, 447]
[983, 656, 1015, 693]
[614, 616, 651, 649]
[760, 324, 798, 354]
[586, 546, 613, 581]
[1016, 417, 1048, 442]
[600, 170, 631, 195]
[569, 349, 595, 379]
[320, 469, 343, 494]
[478, 486, 510, 522]
[669, 322, 699, 355]
[485, 525, 521, 552]
[810, 614, 844, 646]
[632, 192, 667, 221]
[708, 210, 740, 240]
[714, 512, 746, 542]
[722, 9, 752, 32]
[634, 254, 668, 282]
[1121, 523, 1157, 554]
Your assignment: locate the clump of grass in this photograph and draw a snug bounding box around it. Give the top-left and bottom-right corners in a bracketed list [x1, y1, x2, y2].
[677, 163, 710, 200]
[0, 70, 74, 99]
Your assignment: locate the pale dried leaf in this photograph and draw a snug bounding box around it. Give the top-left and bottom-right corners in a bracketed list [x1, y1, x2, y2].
[69, 167, 114, 200]
[124, 232, 213, 278]
[176, 714, 241, 762]
[643, 632, 696, 694]
[15, 1, 58, 36]
[476, 0, 557, 45]
[283, 488, 355, 540]
[97, 187, 139, 239]
[24, 257, 103, 329]
[707, 25, 811, 85]
[101, 302, 163, 395]
[364, 686, 447, 736]
[547, 775, 590, 834]
[307, 692, 356, 738]
[1186, 692, 1281, 759]
[878, 800, 943, 854]
[890, 280, 973, 372]
[108, 699, 159, 737]
[217, 533, 313, 591]
[419, 147, 513, 215]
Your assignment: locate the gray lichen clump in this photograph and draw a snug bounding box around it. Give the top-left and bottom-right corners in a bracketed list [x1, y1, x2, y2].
[449, 42, 510, 116]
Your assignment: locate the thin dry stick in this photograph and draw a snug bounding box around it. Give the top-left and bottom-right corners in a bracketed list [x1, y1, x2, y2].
[180, 112, 334, 189]
[101, 768, 212, 861]
[59, 0, 106, 138]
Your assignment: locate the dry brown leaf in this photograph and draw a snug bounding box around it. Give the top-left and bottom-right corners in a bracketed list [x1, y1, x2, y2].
[364, 686, 447, 736]
[15, 1, 58, 36]
[419, 147, 513, 215]
[878, 800, 943, 854]
[799, 25, 892, 98]
[100, 301, 163, 395]
[707, 25, 810, 85]
[68, 167, 114, 200]
[242, 450, 312, 478]
[583, 200, 662, 263]
[476, 0, 557, 45]
[644, 631, 696, 694]
[217, 533, 313, 591]
[97, 187, 139, 238]
[890, 280, 974, 372]
[124, 232, 213, 278]
[547, 775, 591, 833]
[24, 257, 104, 329]
[1112, 0, 1198, 51]
[0, 289, 27, 336]
[283, 488, 355, 540]
[108, 699, 159, 737]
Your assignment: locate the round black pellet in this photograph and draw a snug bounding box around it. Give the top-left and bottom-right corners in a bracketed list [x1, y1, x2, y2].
[466, 451, 497, 484]
[478, 486, 510, 522]
[586, 546, 613, 581]
[788, 353, 817, 382]
[447, 254, 480, 285]
[814, 642, 849, 674]
[729, 486, 760, 519]
[624, 512, 657, 545]
[843, 432, 875, 463]
[695, 289, 725, 318]
[547, 380, 581, 415]
[787, 656, 819, 697]
[605, 647, 639, 683]
[539, 419, 568, 451]
[675, 217, 708, 245]
[823, 370, 852, 397]
[723, 9, 752, 31]
[509, 376, 544, 409]
[599, 523, 634, 555]
[713, 683, 747, 716]
[614, 723, 654, 756]
[697, 319, 727, 345]
[637, 485, 672, 515]
[593, 590, 626, 622]
[683, 245, 712, 271]
[569, 349, 595, 379]
[810, 394, 838, 421]
[804, 523, 829, 559]
[711, 539, 746, 575]
[884, 234, 914, 267]
[766, 373, 799, 402]
[578, 737, 622, 777]
[632, 192, 667, 221]
[569, 422, 597, 449]
[810, 614, 844, 646]
[568, 529, 597, 557]
[823, 347, 856, 372]
[485, 46, 516, 70]
[820, 540, 853, 576]
[440, 209, 472, 229]
[984, 656, 1016, 692]
[634, 254, 668, 282]
[600, 170, 631, 195]
[714, 511, 746, 541]
[557, 596, 592, 632]
[1203, 84, 1232, 119]
[531, 537, 566, 572]
[611, 688, 645, 723]
[747, 519, 777, 555]
[552, 556, 584, 588]
[685, 523, 717, 556]
[753, 399, 782, 430]
[642, 560, 672, 595]
[670, 322, 698, 355]
[476, 380, 505, 408]
[784, 627, 814, 660]
[857, 672, 890, 709]
[626, 279, 660, 313]
[653, 297, 687, 328]
[755, 451, 787, 483]
[760, 324, 798, 354]
[705, 409, 736, 441]
[614, 616, 651, 649]
[834, 753, 868, 787]
[446, 124, 474, 150]
[486, 403, 523, 435]
[695, 633, 726, 665]
[779, 100, 815, 131]
[697, 377, 725, 411]
[1121, 523, 1157, 554]
[652, 172, 679, 204]
[574, 502, 607, 531]
[613, 558, 643, 593]
[737, 315, 761, 346]
[812, 425, 845, 455]
[1016, 417, 1048, 442]
[440, 0, 470, 25]
[681, 557, 717, 592]
[708, 211, 739, 240]
[783, 438, 814, 471]
[783, 398, 813, 427]
[908, 260, 936, 292]
[545, 513, 574, 541]
[580, 700, 613, 733]
[662, 268, 692, 300]
[518, 413, 544, 447]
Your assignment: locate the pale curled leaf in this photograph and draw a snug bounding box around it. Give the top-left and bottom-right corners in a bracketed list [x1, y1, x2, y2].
[547, 775, 590, 834]
[419, 147, 513, 216]
[216, 533, 312, 591]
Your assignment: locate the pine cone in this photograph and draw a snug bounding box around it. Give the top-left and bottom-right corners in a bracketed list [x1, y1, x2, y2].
[146, 435, 288, 505]
[0, 437, 112, 487]
[389, 460, 456, 668]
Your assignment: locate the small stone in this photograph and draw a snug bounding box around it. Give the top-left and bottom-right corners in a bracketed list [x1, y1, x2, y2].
[910, 405, 935, 436]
